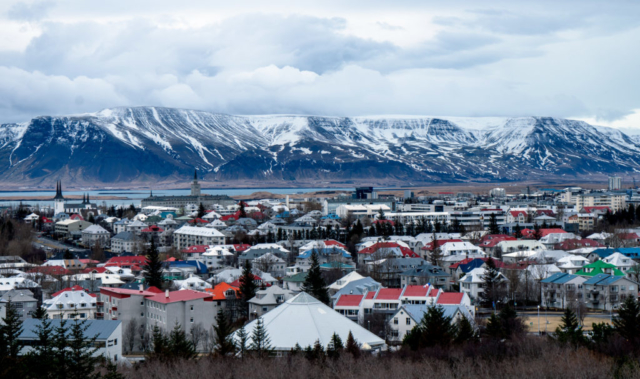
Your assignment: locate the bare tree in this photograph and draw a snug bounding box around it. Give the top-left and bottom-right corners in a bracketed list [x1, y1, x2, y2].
[189, 323, 206, 352]
[138, 324, 149, 352]
[124, 319, 138, 354]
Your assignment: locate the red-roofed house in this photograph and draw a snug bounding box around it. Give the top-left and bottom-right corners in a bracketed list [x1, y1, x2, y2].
[555, 238, 604, 250]
[52, 285, 87, 297]
[522, 228, 567, 239]
[28, 265, 69, 276]
[358, 242, 419, 264]
[421, 239, 463, 251]
[478, 234, 517, 255]
[104, 256, 148, 269]
[507, 210, 529, 224]
[436, 292, 469, 306]
[334, 294, 364, 321]
[187, 218, 209, 225]
[582, 206, 612, 216]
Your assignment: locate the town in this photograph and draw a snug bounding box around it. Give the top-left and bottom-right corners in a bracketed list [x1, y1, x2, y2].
[0, 174, 640, 377]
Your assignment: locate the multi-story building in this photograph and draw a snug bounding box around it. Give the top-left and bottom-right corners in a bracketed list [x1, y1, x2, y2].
[563, 192, 626, 212]
[173, 226, 225, 250]
[55, 219, 93, 237]
[609, 176, 622, 191]
[81, 224, 111, 247]
[44, 288, 97, 320]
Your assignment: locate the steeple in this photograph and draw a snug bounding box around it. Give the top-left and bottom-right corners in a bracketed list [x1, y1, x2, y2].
[53, 180, 65, 200]
[86, 193, 90, 203]
[194, 169, 198, 181]
[82, 194, 86, 204]
[150, 190, 153, 197]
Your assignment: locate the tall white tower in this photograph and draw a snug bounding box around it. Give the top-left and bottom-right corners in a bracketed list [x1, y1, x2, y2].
[53, 181, 65, 215]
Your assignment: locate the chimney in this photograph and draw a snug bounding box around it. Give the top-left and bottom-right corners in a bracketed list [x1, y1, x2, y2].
[165, 290, 169, 298]
[139, 284, 144, 292]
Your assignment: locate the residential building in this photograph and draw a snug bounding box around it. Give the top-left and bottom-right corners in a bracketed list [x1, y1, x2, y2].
[81, 224, 111, 248]
[609, 176, 622, 191]
[248, 285, 296, 319]
[540, 272, 587, 309]
[583, 274, 638, 311]
[459, 267, 509, 304]
[110, 231, 140, 254]
[19, 319, 122, 361]
[0, 289, 38, 321]
[575, 260, 625, 277]
[55, 219, 93, 237]
[399, 263, 450, 288]
[388, 304, 473, 344]
[173, 225, 225, 250]
[98, 286, 162, 321]
[43, 288, 97, 320]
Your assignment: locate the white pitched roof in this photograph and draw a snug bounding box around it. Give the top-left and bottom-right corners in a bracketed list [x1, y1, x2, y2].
[174, 225, 225, 237]
[82, 225, 109, 234]
[233, 292, 384, 351]
[603, 253, 637, 267]
[328, 271, 365, 290]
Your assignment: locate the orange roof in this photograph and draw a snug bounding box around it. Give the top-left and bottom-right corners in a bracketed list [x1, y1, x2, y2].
[205, 282, 241, 300]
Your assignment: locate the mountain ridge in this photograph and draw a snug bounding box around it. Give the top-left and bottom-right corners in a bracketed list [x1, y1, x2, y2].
[1, 106, 639, 188]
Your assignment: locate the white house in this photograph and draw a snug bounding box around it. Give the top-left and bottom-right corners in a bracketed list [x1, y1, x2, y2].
[602, 252, 638, 275]
[173, 225, 226, 250]
[458, 267, 508, 303]
[19, 319, 122, 361]
[43, 288, 97, 320]
[81, 224, 111, 248]
[388, 304, 473, 344]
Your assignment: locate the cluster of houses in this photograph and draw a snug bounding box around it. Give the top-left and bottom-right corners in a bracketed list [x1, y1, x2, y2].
[6, 179, 640, 358]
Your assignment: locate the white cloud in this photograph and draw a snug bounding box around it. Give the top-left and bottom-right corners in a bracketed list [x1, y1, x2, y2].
[0, 0, 639, 128]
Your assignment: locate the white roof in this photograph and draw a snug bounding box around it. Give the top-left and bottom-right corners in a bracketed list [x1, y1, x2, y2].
[232, 292, 384, 351]
[203, 246, 235, 257]
[56, 219, 84, 226]
[82, 225, 109, 234]
[502, 250, 540, 258]
[603, 253, 637, 267]
[174, 276, 212, 291]
[44, 289, 96, 311]
[174, 225, 225, 237]
[328, 271, 365, 290]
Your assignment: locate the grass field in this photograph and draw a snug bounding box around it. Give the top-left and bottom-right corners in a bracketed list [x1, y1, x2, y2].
[523, 314, 613, 333]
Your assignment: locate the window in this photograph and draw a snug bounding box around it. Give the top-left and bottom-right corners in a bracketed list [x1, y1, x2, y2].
[190, 305, 194, 311]
[393, 317, 398, 325]
[114, 339, 117, 346]
[406, 318, 411, 325]
[190, 318, 194, 323]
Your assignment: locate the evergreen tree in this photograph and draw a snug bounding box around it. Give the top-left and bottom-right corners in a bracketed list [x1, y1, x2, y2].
[66, 318, 100, 379]
[480, 258, 503, 307]
[235, 325, 249, 358]
[514, 223, 522, 239]
[591, 322, 615, 346]
[3, 302, 23, 359]
[307, 339, 325, 361]
[102, 360, 125, 379]
[484, 304, 523, 340]
[168, 322, 196, 360]
[249, 318, 273, 358]
[301, 252, 330, 304]
[533, 223, 542, 240]
[143, 239, 164, 289]
[484, 312, 504, 339]
[429, 233, 443, 267]
[404, 305, 457, 350]
[454, 316, 476, 344]
[213, 309, 235, 356]
[326, 332, 344, 359]
[488, 213, 500, 235]
[613, 296, 640, 343]
[377, 208, 386, 220]
[150, 325, 169, 359]
[239, 260, 257, 315]
[26, 316, 55, 379]
[239, 202, 247, 218]
[345, 331, 360, 358]
[555, 308, 584, 347]
[197, 203, 206, 218]
[53, 319, 71, 379]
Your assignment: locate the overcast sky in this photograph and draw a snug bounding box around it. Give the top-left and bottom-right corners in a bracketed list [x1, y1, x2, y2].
[1, 0, 639, 128]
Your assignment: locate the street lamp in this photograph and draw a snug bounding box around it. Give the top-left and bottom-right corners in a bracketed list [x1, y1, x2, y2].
[537, 305, 541, 336]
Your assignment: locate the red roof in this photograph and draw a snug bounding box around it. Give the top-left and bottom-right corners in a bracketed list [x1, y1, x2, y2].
[324, 240, 347, 249]
[52, 285, 87, 297]
[373, 219, 395, 226]
[402, 285, 430, 297]
[188, 218, 209, 224]
[583, 206, 611, 214]
[146, 289, 213, 304]
[522, 228, 567, 238]
[100, 287, 161, 298]
[359, 242, 419, 258]
[41, 216, 53, 223]
[620, 233, 640, 240]
[141, 225, 164, 233]
[509, 210, 528, 217]
[429, 288, 440, 297]
[436, 292, 465, 305]
[70, 214, 85, 221]
[205, 282, 241, 301]
[182, 245, 209, 254]
[335, 294, 364, 307]
[375, 288, 403, 300]
[422, 239, 462, 250]
[536, 209, 556, 216]
[555, 238, 604, 250]
[105, 256, 148, 266]
[220, 211, 242, 222]
[28, 265, 69, 276]
[233, 244, 251, 252]
[81, 267, 108, 274]
[365, 291, 376, 299]
[449, 258, 474, 269]
[479, 235, 516, 248]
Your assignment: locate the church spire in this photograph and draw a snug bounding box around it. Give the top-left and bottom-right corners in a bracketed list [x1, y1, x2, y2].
[86, 193, 90, 203]
[83, 193, 86, 204]
[53, 180, 64, 200]
[194, 169, 198, 181]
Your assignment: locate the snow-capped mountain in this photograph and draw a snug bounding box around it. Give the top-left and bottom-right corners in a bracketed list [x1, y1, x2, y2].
[1, 107, 639, 187]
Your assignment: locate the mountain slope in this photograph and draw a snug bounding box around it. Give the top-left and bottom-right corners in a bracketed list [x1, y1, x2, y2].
[1, 107, 639, 188]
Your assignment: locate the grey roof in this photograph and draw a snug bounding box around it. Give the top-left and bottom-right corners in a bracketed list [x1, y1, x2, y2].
[112, 231, 136, 241]
[248, 285, 295, 305]
[401, 304, 472, 324]
[332, 277, 382, 299]
[1, 289, 37, 302]
[401, 264, 450, 278]
[20, 319, 121, 340]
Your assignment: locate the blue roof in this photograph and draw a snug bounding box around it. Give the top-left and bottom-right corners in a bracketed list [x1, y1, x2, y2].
[321, 214, 341, 220]
[590, 248, 616, 259]
[332, 277, 381, 299]
[584, 274, 624, 285]
[298, 247, 351, 259]
[458, 259, 486, 274]
[541, 272, 579, 284]
[20, 319, 120, 340]
[617, 248, 640, 259]
[275, 211, 290, 218]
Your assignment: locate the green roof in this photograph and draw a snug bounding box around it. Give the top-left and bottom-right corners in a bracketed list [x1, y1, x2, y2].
[576, 260, 625, 277]
[283, 272, 308, 282]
